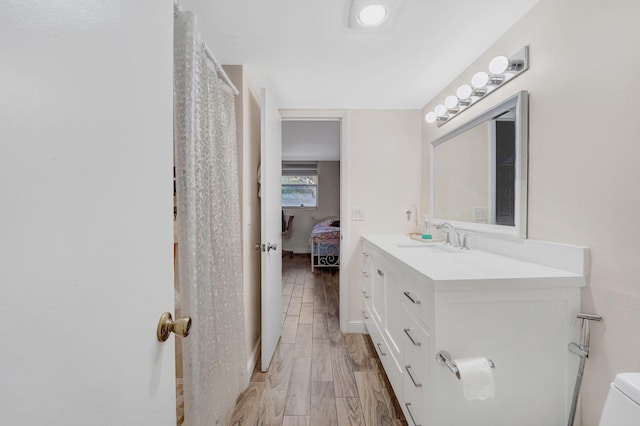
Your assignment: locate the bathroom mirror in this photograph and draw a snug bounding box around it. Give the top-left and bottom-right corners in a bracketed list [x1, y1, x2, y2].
[430, 91, 528, 238]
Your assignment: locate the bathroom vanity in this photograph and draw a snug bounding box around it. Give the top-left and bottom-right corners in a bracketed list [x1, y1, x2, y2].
[361, 234, 587, 426]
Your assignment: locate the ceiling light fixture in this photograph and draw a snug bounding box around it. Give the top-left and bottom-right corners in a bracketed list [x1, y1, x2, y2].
[444, 95, 460, 113]
[357, 4, 388, 26]
[348, 0, 398, 30]
[425, 46, 529, 127]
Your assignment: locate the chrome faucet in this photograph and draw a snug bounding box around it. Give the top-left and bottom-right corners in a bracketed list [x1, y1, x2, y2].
[436, 222, 461, 247]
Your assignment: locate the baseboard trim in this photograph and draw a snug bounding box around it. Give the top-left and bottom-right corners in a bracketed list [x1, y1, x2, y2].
[348, 320, 367, 334]
[247, 337, 261, 377]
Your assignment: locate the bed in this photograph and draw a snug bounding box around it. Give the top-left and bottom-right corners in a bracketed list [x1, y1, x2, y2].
[310, 217, 340, 272]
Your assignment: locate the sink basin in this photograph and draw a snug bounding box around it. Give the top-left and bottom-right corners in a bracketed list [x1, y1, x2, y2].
[393, 241, 459, 253]
[395, 242, 434, 247]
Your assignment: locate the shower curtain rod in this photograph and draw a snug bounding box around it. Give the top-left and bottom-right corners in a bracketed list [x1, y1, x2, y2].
[174, 0, 240, 96]
[203, 45, 239, 96]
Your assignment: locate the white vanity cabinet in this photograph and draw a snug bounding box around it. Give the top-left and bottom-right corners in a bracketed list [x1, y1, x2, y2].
[361, 235, 586, 426]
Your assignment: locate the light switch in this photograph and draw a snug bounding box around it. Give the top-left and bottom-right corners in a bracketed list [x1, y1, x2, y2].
[352, 207, 365, 221]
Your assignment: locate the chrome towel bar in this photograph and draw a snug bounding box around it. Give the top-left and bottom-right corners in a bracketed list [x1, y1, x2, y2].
[436, 350, 495, 380]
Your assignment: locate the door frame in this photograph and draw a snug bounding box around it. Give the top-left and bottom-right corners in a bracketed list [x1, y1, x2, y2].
[279, 109, 349, 333]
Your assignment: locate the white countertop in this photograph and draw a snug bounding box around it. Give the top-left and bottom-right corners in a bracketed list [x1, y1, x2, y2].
[362, 234, 585, 289]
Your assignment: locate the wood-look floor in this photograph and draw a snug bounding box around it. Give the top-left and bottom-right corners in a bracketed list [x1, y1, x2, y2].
[225, 254, 407, 426]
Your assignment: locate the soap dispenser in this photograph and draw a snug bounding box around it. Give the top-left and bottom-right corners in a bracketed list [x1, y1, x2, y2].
[422, 215, 433, 239]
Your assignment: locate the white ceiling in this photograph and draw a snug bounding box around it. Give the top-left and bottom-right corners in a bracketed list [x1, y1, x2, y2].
[181, 0, 539, 110]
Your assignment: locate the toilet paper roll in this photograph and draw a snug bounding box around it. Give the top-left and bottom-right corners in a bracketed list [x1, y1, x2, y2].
[456, 357, 495, 400]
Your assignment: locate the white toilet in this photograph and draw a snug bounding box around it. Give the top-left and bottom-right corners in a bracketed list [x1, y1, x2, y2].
[599, 373, 640, 425]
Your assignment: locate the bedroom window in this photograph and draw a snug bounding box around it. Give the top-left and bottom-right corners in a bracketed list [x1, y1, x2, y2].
[282, 161, 318, 208]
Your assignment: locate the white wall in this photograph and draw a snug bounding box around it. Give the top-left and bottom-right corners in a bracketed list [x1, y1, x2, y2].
[421, 0, 640, 423]
[347, 110, 423, 325]
[283, 161, 341, 253]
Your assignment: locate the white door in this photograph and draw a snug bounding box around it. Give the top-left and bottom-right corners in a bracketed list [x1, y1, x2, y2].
[260, 88, 283, 371]
[0, 1, 176, 424]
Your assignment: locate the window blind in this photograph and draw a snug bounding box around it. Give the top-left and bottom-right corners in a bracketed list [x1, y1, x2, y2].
[282, 161, 318, 177]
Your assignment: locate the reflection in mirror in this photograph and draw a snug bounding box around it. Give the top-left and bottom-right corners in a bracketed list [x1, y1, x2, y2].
[430, 91, 528, 238]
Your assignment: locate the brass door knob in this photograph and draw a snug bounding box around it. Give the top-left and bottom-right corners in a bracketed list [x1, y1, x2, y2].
[157, 312, 192, 342]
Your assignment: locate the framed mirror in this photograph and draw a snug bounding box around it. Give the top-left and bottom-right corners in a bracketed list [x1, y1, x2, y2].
[430, 91, 528, 238]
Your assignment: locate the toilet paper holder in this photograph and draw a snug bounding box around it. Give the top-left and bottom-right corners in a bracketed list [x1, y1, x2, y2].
[436, 350, 495, 380]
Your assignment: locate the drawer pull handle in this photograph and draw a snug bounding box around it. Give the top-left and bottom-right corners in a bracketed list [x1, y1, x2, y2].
[362, 310, 369, 319]
[404, 328, 421, 346]
[363, 252, 370, 257]
[377, 269, 384, 277]
[405, 402, 422, 426]
[405, 365, 422, 388]
[403, 291, 421, 305]
[376, 342, 387, 356]
[362, 291, 370, 299]
[363, 272, 370, 277]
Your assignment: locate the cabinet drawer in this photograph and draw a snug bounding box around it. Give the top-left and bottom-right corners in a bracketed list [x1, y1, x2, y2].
[361, 302, 371, 322]
[362, 271, 372, 294]
[362, 276, 372, 310]
[402, 321, 430, 390]
[402, 375, 428, 426]
[400, 270, 433, 331]
[362, 250, 372, 273]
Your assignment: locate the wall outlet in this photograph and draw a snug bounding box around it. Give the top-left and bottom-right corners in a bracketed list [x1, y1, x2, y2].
[352, 207, 365, 221]
[473, 207, 487, 223]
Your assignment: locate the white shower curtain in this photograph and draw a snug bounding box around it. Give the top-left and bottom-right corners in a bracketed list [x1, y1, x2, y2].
[173, 10, 248, 425]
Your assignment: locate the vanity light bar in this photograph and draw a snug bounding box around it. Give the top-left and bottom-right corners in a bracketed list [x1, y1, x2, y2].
[425, 46, 529, 127]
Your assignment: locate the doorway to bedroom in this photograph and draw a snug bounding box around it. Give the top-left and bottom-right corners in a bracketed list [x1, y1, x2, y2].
[280, 118, 342, 321]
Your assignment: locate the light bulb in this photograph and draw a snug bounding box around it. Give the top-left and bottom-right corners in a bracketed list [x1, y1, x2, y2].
[425, 112, 437, 124]
[456, 84, 473, 100]
[472, 72, 490, 89]
[357, 5, 388, 27]
[489, 56, 510, 74]
[434, 104, 447, 117]
[444, 95, 459, 110]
